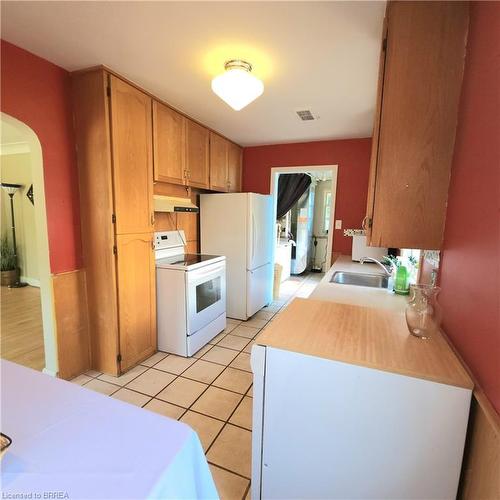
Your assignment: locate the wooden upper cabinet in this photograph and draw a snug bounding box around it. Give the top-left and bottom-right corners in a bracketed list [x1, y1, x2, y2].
[186, 119, 210, 189]
[153, 101, 186, 185]
[109, 75, 154, 235]
[210, 132, 229, 192]
[227, 143, 242, 193]
[365, 1, 469, 250]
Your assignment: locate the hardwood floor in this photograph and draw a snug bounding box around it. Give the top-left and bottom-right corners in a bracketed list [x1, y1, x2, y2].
[1, 285, 45, 371]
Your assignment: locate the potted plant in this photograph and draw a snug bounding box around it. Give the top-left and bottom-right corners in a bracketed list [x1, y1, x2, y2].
[1, 235, 17, 286]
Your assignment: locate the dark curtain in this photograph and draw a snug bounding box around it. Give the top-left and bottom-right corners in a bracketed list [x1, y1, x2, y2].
[277, 173, 311, 219]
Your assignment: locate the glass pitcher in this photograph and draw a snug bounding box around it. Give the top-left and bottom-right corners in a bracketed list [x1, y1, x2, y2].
[405, 284, 442, 339]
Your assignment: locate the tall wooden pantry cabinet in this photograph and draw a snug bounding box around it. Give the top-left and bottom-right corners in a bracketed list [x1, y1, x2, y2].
[72, 69, 156, 376]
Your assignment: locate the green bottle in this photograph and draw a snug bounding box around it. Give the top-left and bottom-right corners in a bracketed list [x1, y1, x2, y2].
[394, 265, 409, 295]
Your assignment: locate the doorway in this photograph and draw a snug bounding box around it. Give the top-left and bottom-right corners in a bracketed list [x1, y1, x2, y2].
[270, 165, 338, 298]
[0, 113, 58, 375]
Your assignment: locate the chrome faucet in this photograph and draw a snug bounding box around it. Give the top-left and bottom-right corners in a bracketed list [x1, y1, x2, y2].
[359, 257, 392, 276]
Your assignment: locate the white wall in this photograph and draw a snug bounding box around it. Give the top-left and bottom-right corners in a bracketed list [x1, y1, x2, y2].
[1, 152, 39, 284]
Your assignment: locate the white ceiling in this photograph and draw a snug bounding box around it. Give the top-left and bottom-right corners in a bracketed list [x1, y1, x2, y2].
[1, 1, 385, 146]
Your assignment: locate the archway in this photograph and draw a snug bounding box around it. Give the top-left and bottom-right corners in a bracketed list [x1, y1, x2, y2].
[1, 112, 58, 375]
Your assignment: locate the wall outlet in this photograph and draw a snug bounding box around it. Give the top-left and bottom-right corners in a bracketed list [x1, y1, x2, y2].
[335, 220, 342, 230]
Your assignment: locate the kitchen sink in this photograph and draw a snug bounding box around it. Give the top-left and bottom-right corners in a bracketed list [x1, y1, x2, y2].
[330, 271, 389, 289]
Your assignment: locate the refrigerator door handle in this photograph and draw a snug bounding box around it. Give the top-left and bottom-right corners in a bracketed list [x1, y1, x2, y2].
[252, 213, 256, 262]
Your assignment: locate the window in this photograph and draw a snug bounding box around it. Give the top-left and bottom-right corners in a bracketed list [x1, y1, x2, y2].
[323, 191, 332, 233]
[196, 277, 221, 313]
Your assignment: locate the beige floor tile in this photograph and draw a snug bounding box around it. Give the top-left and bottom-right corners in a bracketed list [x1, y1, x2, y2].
[243, 340, 255, 354]
[84, 379, 120, 396]
[140, 351, 168, 367]
[229, 352, 252, 372]
[223, 322, 238, 334]
[209, 465, 249, 500]
[226, 318, 241, 325]
[201, 346, 239, 366]
[193, 344, 213, 359]
[207, 424, 252, 477]
[143, 399, 185, 420]
[246, 385, 253, 397]
[182, 360, 225, 384]
[244, 317, 268, 329]
[181, 411, 224, 451]
[213, 367, 252, 394]
[154, 354, 196, 375]
[98, 364, 148, 386]
[217, 334, 250, 351]
[84, 370, 102, 378]
[244, 486, 251, 500]
[254, 310, 275, 321]
[156, 377, 208, 408]
[229, 396, 252, 430]
[111, 388, 151, 407]
[71, 374, 92, 385]
[125, 368, 176, 396]
[209, 331, 227, 345]
[230, 325, 260, 339]
[191, 386, 242, 421]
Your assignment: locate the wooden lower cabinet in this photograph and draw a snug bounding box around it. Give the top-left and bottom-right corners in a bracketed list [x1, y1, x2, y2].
[72, 68, 157, 376]
[115, 233, 156, 372]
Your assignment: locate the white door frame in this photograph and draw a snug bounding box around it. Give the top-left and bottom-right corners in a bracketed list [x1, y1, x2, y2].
[1, 112, 58, 376]
[270, 165, 338, 272]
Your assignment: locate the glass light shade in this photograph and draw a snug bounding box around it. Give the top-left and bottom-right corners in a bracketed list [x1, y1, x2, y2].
[211, 66, 264, 111]
[1, 183, 21, 195]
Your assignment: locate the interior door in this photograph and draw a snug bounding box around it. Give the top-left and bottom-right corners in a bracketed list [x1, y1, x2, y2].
[186, 119, 210, 189]
[116, 233, 156, 372]
[109, 75, 154, 235]
[247, 194, 273, 270]
[153, 101, 186, 185]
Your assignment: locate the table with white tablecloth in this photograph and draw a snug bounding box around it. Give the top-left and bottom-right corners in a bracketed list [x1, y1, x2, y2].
[0, 360, 219, 499]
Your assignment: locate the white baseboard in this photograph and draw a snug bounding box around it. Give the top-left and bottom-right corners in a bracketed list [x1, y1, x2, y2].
[20, 276, 40, 287]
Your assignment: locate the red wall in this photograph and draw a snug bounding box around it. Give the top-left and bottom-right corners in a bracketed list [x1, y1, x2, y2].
[1, 40, 82, 274]
[243, 138, 372, 255]
[439, 2, 500, 413]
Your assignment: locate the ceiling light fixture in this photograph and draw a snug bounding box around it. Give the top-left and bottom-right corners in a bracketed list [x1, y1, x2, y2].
[211, 60, 264, 111]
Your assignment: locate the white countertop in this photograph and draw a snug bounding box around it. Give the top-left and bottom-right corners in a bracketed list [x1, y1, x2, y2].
[309, 255, 408, 312]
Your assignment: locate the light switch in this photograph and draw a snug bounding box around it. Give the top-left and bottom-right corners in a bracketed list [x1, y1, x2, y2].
[335, 220, 342, 230]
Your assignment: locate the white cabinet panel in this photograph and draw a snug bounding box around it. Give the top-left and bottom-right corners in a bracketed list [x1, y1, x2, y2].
[252, 346, 471, 500]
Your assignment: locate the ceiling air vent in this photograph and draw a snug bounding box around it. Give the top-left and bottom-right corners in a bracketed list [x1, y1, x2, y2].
[295, 109, 317, 121]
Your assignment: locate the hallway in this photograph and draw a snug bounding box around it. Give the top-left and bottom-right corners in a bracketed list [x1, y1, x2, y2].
[1, 285, 45, 370]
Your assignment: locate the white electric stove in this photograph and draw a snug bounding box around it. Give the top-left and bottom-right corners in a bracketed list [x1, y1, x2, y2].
[155, 230, 226, 357]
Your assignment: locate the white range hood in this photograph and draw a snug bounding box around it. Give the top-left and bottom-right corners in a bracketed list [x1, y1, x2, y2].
[153, 195, 199, 213]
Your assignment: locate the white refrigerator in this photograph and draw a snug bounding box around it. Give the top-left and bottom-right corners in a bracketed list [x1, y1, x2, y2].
[200, 193, 274, 320]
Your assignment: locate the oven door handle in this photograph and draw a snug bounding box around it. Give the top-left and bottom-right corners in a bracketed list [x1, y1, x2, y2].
[187, 263, 225, 283]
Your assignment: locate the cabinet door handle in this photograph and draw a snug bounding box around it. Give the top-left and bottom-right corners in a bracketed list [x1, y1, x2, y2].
[151, 213, 155, 226]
